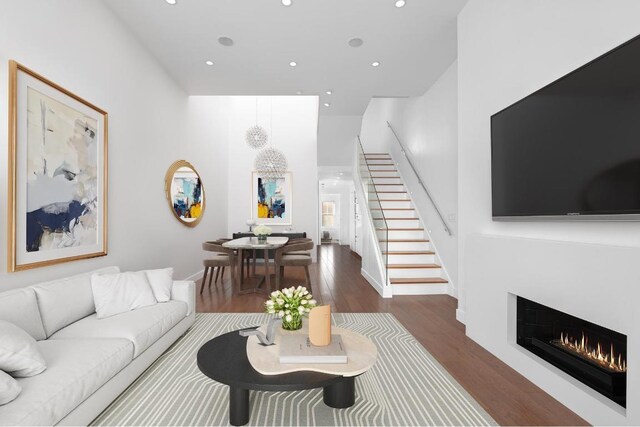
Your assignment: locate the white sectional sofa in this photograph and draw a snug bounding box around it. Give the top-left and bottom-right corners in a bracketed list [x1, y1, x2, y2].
[0, 266, 195, 426]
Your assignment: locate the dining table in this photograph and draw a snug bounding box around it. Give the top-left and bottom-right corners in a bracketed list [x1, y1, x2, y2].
[222, 236, 289, 295]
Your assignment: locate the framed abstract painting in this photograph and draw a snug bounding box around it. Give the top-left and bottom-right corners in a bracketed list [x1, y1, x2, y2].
[7, 61, 108, 272]
[251, 172, 292, 226]
[164, 160, 205, 227]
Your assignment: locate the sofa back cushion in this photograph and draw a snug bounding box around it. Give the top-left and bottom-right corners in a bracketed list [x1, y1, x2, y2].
[0, 288, 47, 341]
[31, 266, 120, 337]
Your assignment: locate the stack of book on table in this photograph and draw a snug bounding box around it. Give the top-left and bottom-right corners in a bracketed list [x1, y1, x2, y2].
[279, 335, 347, 364]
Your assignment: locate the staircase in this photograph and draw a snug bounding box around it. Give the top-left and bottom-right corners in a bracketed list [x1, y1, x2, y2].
[361, 152, 449, 295]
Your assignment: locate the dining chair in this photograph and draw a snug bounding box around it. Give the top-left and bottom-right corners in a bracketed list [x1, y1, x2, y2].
[201, 241, 236, 294]
[274, 239, 314, 291]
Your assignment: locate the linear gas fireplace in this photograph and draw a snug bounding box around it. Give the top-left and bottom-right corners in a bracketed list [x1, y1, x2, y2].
[516, 296, 627, 407]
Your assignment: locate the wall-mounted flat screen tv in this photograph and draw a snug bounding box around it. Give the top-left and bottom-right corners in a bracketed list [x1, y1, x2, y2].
[491, 34, 640, 220]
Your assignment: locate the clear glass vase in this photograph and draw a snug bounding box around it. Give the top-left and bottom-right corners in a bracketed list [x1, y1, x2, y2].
[257, 235, 267, 243]
[281, 314, 302, 331]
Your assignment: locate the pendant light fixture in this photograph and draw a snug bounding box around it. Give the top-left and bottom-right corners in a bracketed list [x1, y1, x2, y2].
[254, 97, 288, 179]
[245, 97, 268, 149]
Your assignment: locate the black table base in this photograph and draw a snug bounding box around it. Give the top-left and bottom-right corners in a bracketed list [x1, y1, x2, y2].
[198, 330, 358, 427]
[229, 377, 355, 426]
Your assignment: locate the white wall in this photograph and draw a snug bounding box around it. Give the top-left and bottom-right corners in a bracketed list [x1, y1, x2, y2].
[457, 0, 640, 424]
[317, 115, 362, 167]
[390, 62, 458, 290]
[0, 0, 228, 290]
[359, 63, 459, 292]
[226, 96, 319, 259]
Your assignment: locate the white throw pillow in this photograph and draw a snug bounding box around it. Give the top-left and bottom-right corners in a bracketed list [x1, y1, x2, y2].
[0, 370, 21, 405]
[91, 271, 157, 319]
[0, 320, 46, 378]
[145, 268, 174, 302]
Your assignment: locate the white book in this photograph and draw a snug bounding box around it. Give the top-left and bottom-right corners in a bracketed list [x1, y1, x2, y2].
[279, 334, 348, 364]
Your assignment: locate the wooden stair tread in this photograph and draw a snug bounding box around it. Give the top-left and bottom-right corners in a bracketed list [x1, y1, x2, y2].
[391, 277, 448, 284]
[377, 228, 424, 231]
[370, 208, 414, 210]
[373, 199, 412, 202]
[373, 183, 404, 186]
[387, 263, 441, 269]
[371, 176, 400, 178]
[368, 191, 406, 193]
[372, 217, 419, 220]
[378, 239, 429, 242]
[383, 251, 435, 255]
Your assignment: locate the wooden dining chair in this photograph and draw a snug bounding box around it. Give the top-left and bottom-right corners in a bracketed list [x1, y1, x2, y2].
[274, 239, 314, 291]
[201, 241, 236, 294]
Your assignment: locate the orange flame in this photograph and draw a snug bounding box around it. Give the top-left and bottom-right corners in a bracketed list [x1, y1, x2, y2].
[555, 332, 626, 373]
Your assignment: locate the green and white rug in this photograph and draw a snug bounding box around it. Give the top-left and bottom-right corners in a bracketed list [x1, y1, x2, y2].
[92, 313, 496, 426]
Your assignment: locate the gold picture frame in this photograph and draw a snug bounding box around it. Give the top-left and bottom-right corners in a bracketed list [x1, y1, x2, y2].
[164, 160, 205, 227]
[8, 60, 108, 272]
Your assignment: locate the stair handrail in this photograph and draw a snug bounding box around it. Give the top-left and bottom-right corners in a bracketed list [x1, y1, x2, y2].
[386, 121, 453, 236]
[356, 136, 390, 287]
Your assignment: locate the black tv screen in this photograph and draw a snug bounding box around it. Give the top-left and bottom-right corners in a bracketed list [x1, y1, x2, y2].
[491, 34, 640, 219]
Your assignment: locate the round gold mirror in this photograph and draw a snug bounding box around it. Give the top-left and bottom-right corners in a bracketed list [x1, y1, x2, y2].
[164, 160, 205, 227]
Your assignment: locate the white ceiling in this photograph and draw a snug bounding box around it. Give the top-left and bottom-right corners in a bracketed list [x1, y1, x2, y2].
[103, 0, 466, 115]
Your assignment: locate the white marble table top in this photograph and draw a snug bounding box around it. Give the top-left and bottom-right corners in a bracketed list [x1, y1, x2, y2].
[246, 323, 378, 377]
[223, 236, 289, 250]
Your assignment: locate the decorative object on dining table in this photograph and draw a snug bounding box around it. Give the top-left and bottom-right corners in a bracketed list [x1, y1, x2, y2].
[245, 219, 256, 232]
[252, 171, 292, 225]
[265, 286, 317, 331]
[7, 60, 108, 272]
[165, 160, 205, 227]
[253, 224, 272, 243]
[238, 317, 281, 346]
[309, 305, 332, 346]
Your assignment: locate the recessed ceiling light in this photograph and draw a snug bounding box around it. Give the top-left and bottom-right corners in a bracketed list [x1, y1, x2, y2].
[395, 0, 406, 7]
[348, 38, 364, 48]
[296, 90, 303, 95]
[371, 61, 380, 67]
[339, 172, 344, 175]
[289, 61, 297, 67]
[282, 0, 292, 5]
[326, 90, 332, 95]
[218, 36, 234, 47]
[205, 60, 214, 66]
[324, 103, 330, 107]
[165, 0, 177, 4]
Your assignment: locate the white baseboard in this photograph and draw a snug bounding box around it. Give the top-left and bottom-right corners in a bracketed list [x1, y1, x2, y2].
[183, 269, 204, 282]
[455, 308, 466, 325]
[361, 268, 393, 298]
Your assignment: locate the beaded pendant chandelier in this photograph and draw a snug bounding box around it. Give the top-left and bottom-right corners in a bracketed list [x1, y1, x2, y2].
[254, 147, 288, 179]
[245, 97, 268, 149]
[245, 125, 268, 149]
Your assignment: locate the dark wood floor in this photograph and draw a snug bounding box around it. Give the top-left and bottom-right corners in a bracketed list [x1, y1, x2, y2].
[197, 244, 588, 426]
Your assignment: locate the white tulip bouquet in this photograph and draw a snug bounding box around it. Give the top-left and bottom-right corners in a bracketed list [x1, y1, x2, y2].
[253, 224, 272, 241]
[265, 286, 317, 330]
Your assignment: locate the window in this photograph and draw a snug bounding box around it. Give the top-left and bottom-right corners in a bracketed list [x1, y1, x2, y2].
[322, 201, 335, 227]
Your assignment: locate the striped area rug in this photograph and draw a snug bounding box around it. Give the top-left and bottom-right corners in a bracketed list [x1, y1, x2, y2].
[92, 313, 496, 426]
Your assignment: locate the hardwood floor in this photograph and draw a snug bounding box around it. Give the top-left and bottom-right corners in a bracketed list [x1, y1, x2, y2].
[196, 244, 588, 426]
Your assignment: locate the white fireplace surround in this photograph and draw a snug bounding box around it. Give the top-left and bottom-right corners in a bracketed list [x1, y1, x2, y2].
[465, 234, 639, 425]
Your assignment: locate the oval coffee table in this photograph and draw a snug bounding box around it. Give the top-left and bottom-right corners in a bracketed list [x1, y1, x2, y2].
[197, 327, 377, 426]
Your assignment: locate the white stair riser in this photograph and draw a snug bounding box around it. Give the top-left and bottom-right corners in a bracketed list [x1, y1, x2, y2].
[388, 268, 443, 279]
[383, 219, 421, 228]
[370, 193, 409, 200]
[392, 283, 449, 296]
[386, 254, 436, 264]
[379, 210, 416, 218]
[365, 160, 393, 165]
[386, 241, 432, 251]
[372, 182, 405, 191]
[373, 179, 403, 186]
[382, 230, 425, 240]
[373, 201, 413, 210]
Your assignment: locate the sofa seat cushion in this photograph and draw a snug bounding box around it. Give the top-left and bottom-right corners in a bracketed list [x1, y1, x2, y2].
[0, 338, 133, 426]
[50, 301, 187, 358]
